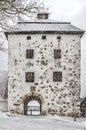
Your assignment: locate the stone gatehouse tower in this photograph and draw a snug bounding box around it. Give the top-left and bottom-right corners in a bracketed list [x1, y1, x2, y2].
[5, 13, 84, 116]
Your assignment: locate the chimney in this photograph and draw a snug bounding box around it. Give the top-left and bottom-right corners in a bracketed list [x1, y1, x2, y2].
[37, 13, 49, 20]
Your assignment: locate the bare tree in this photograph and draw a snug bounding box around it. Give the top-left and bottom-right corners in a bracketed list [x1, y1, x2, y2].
[0, 31, 7, 51]
[0, 0, 48, 30]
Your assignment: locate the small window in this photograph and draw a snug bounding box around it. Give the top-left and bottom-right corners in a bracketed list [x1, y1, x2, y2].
[27, 36, 31, 40]
[54, 49, 61, 59]
[26, 72, 34, 82]
[26, 49, 34, 59]
[42, 36, 46, 40]
[53, 72, 62, 82]
[57, 36, 61, 40]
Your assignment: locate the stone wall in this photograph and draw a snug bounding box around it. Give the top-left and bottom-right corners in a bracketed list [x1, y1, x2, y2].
[0, 71, 8, 99]
[0, 100, 8, 112]
[8, 34, 81, 116]
[0, 71, 8, 111]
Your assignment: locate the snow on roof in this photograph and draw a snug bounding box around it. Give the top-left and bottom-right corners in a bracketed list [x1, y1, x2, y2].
[16, 22, 83, 32]
[4, 19, 84, 36]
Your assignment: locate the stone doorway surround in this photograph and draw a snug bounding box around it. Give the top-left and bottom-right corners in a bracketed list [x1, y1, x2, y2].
[23, 93, 45, 115]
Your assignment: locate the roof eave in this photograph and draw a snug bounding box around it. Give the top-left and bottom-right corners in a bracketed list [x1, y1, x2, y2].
[4, 30, 85, 40]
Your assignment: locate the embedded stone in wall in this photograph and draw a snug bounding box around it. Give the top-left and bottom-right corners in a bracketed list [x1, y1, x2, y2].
[30, 86, 36, 92]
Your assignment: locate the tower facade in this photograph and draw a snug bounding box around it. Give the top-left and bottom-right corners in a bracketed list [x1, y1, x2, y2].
[5, 13, 84, 116]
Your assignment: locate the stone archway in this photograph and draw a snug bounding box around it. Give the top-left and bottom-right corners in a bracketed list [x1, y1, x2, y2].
[23, 93, 44, 115]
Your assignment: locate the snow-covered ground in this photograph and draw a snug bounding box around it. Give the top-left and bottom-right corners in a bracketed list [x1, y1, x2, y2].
[0, 111, 86, 130]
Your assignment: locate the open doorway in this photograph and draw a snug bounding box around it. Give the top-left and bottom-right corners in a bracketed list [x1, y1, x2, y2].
[27, 100, 40, 115]
[24, 95, 42, 116]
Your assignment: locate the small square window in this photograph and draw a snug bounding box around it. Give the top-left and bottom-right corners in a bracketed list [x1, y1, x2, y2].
[54, 49, 61, 59]
[57, 36, 61, 40]
[27, 36, 31, 40]
[53, 72, 62, 82]
[26, 49, 34, 59]
[42, 36, 46, 40]
[26, 72, 34, 82]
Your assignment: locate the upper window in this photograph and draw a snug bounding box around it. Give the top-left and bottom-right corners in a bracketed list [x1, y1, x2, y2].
[53, 72, 62, 82]
[26, 49, 34, 59]
[57, 36, 61, 40]
[42, 36, 46, 40]
[54, 49, 61, 59]
[27, 36, 31, 40]
[26, 72, 34, 82]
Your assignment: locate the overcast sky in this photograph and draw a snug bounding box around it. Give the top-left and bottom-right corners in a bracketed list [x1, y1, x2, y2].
[0, 0, 86, 97]
[45, 0, 86, 29]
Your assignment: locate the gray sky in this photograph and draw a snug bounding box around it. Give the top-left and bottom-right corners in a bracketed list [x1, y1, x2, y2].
[45, 0, 86, 29]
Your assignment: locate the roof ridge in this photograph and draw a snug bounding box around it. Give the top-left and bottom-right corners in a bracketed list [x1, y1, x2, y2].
[18, 21, 71, 24]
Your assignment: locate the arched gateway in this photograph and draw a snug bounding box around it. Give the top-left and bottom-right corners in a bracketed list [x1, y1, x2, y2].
[24, 93, 44, 116]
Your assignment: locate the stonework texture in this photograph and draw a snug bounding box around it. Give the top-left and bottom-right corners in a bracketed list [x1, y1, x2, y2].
[0, 71, 8, 112]
[8, 34, 81, 117]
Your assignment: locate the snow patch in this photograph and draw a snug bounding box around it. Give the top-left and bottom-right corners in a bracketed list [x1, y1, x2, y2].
[80, 121, 86, 127]
[0, 111, 8, 119]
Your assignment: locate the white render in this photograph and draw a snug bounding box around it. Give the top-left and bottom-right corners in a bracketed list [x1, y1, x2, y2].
[8, 33, 82, 116]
